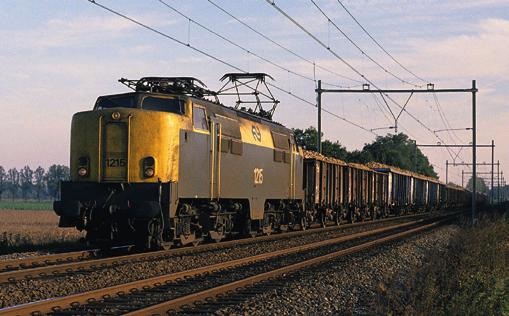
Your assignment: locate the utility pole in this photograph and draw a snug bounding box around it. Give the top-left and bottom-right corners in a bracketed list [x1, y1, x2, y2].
[446, 160, 449, 184]
[317, 80, 322, 153]
[462, 170, 464, 187]
[471, 80, 477, 222]
[491, 139, 494, 204]
[497, 161, 500, 203]
[498, 171, 505, 203]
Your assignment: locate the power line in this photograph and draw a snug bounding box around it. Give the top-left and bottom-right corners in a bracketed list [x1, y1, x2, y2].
[266, 0, 459, 161]
[431, 93, 469, 166]
[158, 0, 345, 88]
[87, 0, 377, 136]
[335, 0, 427, 84]
[310, 0, 421, 88]
[206, 0, 363, 86]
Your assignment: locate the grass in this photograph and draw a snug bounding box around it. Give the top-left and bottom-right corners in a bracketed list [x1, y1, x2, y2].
[376, 210, 509, 316]
[0, 200, 53, 210]
[0, 210, 84, 255]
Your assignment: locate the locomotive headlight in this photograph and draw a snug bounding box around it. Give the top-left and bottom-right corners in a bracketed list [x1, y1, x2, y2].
[144, 167, 155, 178]
[78, 167, 88, 177]
[77, 156, 89, 177]
[111, 112, 121, 120]
[142, 156, 156, 178]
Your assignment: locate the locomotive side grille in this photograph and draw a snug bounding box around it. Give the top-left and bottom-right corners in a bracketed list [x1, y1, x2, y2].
[102, 122, 128, 181]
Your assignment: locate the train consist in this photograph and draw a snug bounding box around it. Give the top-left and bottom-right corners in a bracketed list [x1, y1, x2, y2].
[54, 74, 476, 249]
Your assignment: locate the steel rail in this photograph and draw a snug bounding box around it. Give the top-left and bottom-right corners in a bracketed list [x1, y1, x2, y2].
[0, 217, 439, 315]
[0, 213, 428, 283]
[126, 219, 448, 315]
[0, 249, 97, 273]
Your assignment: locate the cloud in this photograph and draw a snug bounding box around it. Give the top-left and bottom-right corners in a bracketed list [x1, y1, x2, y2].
[406, 18, 509, 80]
[0, 12, 180, 51]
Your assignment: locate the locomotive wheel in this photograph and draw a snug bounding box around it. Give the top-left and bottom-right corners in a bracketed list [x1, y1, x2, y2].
[179, 233, 202, 247]
[262, 224, 273, 236]
[209, 230, 225, 243]
[244, 218, 258, 238]
[209, 215, 227, 243]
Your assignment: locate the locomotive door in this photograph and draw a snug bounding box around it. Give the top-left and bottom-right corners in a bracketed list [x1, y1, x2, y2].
[102, 121, 128, 181]
[209, 118, 221, 199]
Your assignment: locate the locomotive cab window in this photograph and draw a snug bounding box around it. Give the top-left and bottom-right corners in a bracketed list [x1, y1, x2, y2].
[142, 97, 185, 114]
[193, 105, 209, 130]
[95, 94, 137, 110]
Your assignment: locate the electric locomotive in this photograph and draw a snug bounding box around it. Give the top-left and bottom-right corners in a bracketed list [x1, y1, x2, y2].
[54, 74, 305, 249]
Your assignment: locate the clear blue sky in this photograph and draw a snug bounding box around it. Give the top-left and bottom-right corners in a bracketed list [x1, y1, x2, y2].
[1, 0, 508, 185]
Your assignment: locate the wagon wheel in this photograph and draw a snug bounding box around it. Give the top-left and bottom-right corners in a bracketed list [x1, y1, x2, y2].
[320, 212, 327, 228]
[334, 210, 341, 226]
[300, 215, 308, 231]
[347, 209, 354, 223]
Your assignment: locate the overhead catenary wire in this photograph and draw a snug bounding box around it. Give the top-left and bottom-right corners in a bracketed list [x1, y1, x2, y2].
[310, 0, 422, 88]
[87, 0, 378, 136]
[335, 0, 428, 84]
[158, 0, 346, 89]
[266, 0, 459, 162]
[431, 93, 469, 166]
[206, 0, 363, 86]
[333, 0, 466, 164]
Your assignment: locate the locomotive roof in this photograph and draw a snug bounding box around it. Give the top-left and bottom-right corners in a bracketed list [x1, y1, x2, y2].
[96, 90, 291, 136]
[187, 95, 291, 135]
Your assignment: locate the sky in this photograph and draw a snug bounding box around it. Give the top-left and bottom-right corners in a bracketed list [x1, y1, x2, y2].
[1, 0, 508, 186]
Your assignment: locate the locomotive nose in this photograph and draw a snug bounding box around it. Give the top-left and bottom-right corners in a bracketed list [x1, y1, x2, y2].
[102, 115, 129, 182]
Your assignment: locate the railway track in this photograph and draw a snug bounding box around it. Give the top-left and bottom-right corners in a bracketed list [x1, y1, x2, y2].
[0, 213, 430, 284]
[0, 212, 457, 315]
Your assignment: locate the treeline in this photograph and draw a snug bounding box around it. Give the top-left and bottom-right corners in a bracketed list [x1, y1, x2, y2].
[293, 127, 438, 178]
[0, 165, 69, 201]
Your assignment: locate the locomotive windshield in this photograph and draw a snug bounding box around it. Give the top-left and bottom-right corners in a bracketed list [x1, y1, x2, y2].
[94, 93, 185, 114]
[142, 97, 184, 114]
[95, 94, 137, 110]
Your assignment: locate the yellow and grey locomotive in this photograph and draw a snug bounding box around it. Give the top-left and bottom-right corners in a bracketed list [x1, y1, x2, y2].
[54, 74, 305, 248]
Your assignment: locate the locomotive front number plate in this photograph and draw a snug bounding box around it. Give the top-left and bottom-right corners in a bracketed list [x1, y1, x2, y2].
[105, 157, 127, 167]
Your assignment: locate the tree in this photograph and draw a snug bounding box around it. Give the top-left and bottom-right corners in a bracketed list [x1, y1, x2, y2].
[19, 165, 34, 200]
[0, 166, 5, 201]
[45, 165, 70, 200]
[293, 127, 348, 160]
[34, 166, 45, 201]
[6, 168, 20, 201]
[361, 133, 437, 177]
[293, 127, 318, 151]
[346, 150, 373, 164]
[466, 177, 488, 194]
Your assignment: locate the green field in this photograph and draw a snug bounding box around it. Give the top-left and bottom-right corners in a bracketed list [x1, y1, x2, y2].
[0, 200, 53, 210]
